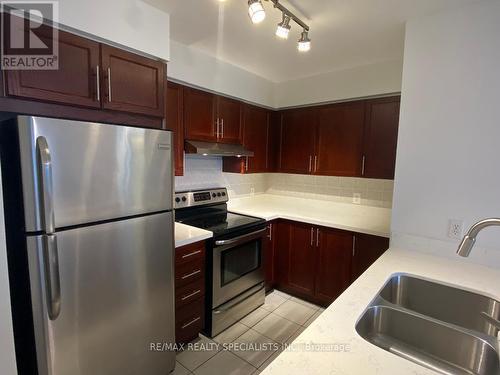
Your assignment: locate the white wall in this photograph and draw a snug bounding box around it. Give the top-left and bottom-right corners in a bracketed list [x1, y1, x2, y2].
[391, 0, 500, 267]
[168, 40, 275, 108]
[56, 0, 170, 60]
[0, 168, 18, 375]
[274, 59, 403, 108]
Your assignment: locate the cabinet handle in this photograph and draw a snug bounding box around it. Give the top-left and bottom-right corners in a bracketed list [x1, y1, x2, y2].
[314, 155, 318, 172]
[268, 223, 273, 241]
[215, 118, 219, 139]
[181, 269, 201, 280]
[310, 227, 314, 246]
[352, 235, 356, 257]
[181, 316, 201, 329]
[181, 289, 201, 301]
[316, 228, 320, 247]
[221, 118, 224, 139]
[361, 155, 366, 176]
[308, 155, 312, 173]
[107, 67, 112, 102]
[182, 250, 202, 259]
[245, 156, 249, 172]
[95, 65, 100, 102]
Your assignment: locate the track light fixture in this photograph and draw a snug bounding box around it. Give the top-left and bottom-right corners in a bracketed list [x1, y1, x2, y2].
[248, 0, 311, 52]
[248, 0, 266, 24]
[298, 30, 311, 52]
[276, 14, 291, 39]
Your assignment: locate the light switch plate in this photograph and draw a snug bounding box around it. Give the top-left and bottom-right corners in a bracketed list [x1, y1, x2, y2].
[448, 219, 464, 240]
[353, 193, 361, 204]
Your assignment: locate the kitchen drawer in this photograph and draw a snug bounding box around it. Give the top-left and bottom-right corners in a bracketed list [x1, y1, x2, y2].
[176, 278, 205, 309]
[175, 242, 205, 265]
[175, 258, 205, 288]
[176, 297, 204, 344]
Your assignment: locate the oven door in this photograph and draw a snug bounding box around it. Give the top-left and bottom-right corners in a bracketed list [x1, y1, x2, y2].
[212, 227, 266, 308]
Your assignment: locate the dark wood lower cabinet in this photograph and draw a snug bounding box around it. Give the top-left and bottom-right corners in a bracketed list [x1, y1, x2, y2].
[263, 221, 276, 292]
[314, 228, 353, 304]
[351, 233, 390, 282]
[175, 241, 206, 344]
[274, 220, 389, 306]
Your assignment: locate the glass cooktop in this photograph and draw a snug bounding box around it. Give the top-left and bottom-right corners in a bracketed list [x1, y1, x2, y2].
[177, 211, 265, 236]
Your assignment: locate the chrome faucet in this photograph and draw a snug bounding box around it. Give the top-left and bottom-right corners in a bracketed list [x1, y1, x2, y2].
[456, 218, 500, 257]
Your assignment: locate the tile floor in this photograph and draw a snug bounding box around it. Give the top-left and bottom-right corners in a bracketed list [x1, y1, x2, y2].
[174, 290, 325, 375]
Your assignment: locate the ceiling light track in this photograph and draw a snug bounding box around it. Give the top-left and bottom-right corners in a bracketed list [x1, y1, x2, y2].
[247, 0, 312, 52]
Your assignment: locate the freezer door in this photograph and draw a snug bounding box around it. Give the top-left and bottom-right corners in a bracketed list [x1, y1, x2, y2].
[27, 212, 175, 375]
[17, 116, 173, 231]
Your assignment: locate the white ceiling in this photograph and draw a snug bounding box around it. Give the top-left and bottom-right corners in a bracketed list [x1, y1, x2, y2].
[146, 0, 478, 83]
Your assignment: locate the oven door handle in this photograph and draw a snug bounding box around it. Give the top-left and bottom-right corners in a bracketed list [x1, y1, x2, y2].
[214, 227, 267, 247]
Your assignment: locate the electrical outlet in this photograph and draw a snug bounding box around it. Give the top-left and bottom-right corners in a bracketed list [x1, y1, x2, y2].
[448, 219, 464, 240]
[250, 187, 255, 195]
[353, 193, 361, 204]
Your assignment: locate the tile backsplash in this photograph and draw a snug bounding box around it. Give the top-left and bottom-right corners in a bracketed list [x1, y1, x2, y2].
[175, 156, 394, 208]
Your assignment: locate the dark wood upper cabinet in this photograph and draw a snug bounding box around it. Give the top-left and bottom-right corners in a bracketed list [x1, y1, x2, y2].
[166, 82, 184, 176]
[351, 233, 389, 282]
[280, 109, 317, 174]
[216, 96, 241, 144]
[100, 44, 165, 117]
[363, 97, 400, 179]
[5, 30, 100, 108]
[267, 111, 282, 172]
[314, 227, 353, 303]
[316, 101, 365, 176]
[183, 87, 216, 142]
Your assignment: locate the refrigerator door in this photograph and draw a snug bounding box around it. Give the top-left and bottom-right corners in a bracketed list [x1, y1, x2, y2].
[17, 116, 173, 232]
[27, 212, 175, 375]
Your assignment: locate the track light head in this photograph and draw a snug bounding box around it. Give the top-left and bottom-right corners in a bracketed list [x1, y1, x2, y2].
[298, 30, 311, 52]
[275, 14, 291, 39]
[248, 0, 266, 24]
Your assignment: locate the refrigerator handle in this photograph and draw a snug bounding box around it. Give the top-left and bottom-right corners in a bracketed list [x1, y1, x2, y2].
[43, 234, 61, 320]
[36, 136, 55, 234]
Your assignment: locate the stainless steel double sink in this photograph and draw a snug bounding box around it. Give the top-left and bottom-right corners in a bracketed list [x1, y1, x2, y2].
[355, 274, 500, 375]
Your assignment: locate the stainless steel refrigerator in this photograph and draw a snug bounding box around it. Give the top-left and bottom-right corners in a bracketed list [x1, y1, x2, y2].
[0, 116, 175, 375]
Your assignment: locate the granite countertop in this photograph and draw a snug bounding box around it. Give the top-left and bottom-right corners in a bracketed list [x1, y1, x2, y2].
[174, 222, 212, 248]
[262, 247, 500, 375]
[227, 194, 392, 238]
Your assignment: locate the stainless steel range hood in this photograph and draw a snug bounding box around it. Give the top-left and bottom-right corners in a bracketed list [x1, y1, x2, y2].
[185, 140, 254, 157]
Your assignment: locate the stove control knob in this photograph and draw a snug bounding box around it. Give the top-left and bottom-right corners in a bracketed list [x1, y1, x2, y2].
[175, 197, 180, 203]
[217, 192, 222, 197]
[181, 196, 187, 202]
[212, 193, 217, 198]
[221, 192, 226, 197]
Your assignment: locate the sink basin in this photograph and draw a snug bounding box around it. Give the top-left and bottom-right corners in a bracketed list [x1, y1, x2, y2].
[356, 274, 500, 375]
[356, 305, 500, 375]
[379, 274, 500, 337]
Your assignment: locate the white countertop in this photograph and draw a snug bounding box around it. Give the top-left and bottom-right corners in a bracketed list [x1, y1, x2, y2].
[263, 247, 500, 375]
[227, 194, 391, 238]
[174, 222, 212, 248]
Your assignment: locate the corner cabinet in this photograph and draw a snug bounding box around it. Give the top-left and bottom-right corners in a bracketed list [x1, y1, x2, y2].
[274, 219, 389, 306]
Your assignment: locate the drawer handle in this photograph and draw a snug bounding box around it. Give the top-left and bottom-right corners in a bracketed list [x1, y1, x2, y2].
[181, 289, 201, 301]
[182, 250, 201, 259]
[181, 269, 201, 280]
[181, 316, 201, 329]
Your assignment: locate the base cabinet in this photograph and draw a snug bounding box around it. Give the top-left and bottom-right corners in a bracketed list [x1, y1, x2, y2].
[274, 220, 388, 306]
[263, 221, 276, 292]
[175, 241, 206, 344]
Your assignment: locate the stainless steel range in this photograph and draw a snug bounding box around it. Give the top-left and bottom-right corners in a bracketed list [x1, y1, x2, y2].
[175, 188, 267, 337]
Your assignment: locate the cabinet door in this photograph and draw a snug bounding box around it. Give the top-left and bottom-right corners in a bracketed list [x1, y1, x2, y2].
[267, 111, 282, 172]
[274, 220, 291, 288]
[280, 109, 317, 174]
[243, 104, 269, 172]
[101, 45, 165, 117]
[263, 221, 276, 292]
[217, 96, 242, 144]
[287, 221, 316, 296]
[351, 234, 389, 282]
[5, 29, 100, 108]
[314, 228, 353, 303]
[363, 97, 400, 179]
[316, 102, 365, 176]
[183, 88, 216, 141]
[166, 82, 184, 176]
